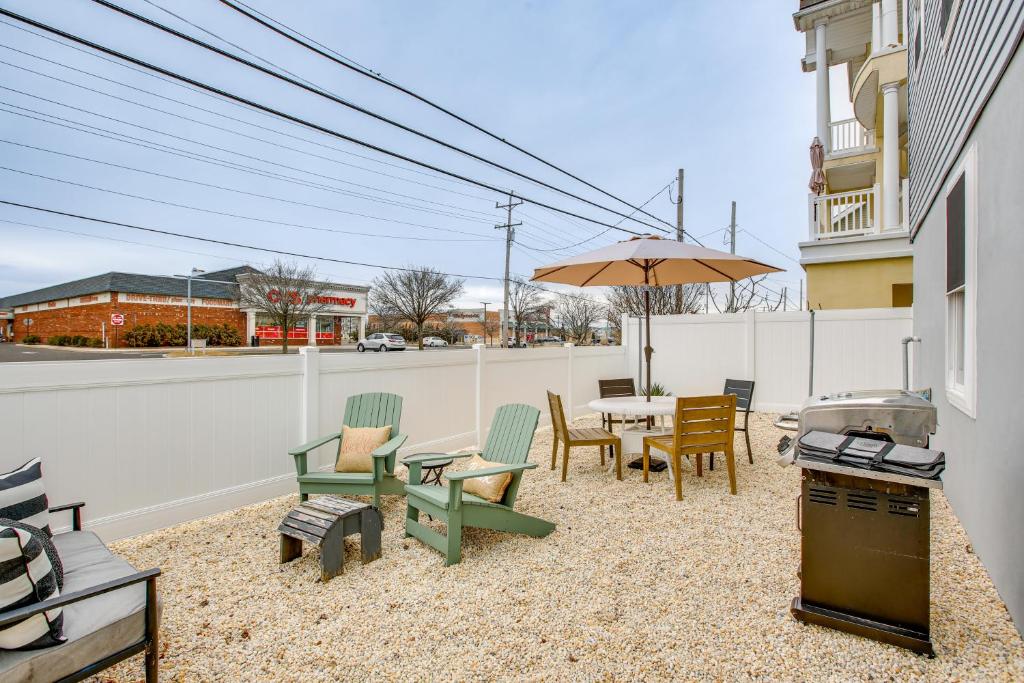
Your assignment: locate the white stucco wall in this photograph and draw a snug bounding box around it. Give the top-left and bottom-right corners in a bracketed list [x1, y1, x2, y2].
[912, 44, 1024, 634]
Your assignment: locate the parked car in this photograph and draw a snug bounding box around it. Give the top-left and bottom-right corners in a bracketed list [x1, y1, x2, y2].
[422, 336, 448, 348]
[535, 336, 563, 344]
[506, 337, 528, 348]
[357, 333, 407, 352]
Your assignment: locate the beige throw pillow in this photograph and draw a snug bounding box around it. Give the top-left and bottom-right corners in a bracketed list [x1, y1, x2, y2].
[460, 454, 513, 503]
[335, 425, 391, 473]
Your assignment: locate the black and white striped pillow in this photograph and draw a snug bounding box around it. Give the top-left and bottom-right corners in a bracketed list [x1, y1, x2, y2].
[0, 459, 50, 537]
[0, 522, 66, 650]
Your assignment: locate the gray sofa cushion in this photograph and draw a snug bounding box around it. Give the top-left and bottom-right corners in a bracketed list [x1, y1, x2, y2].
[0, 531, 154, 683]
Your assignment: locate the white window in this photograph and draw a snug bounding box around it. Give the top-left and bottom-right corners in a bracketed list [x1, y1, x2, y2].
[944, 145, 976, 416]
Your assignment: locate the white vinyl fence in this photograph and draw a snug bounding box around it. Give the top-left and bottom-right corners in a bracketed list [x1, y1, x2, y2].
[623, 308, 914, 413]
[0, 345, 623, 540]
[0, 309, 911, 541]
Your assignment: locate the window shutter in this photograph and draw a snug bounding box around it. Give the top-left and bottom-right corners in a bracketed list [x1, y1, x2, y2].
[946, 174, 966, 293]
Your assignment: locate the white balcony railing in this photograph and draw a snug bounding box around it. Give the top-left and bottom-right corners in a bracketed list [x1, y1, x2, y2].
[829, 118, 876, 154]
[808, 185, 879, 239]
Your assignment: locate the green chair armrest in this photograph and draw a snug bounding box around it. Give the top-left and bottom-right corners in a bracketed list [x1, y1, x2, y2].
[288, 432, 341, 456]
[444, 462, 537, 481]
[371, 433, 408, 458]
[402, 451, 475, 465]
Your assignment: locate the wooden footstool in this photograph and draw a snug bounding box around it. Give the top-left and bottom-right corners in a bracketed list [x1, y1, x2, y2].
[278, 496, 383, 581]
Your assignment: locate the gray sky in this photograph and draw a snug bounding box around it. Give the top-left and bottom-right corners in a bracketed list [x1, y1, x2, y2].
[0, 0, 826, 308]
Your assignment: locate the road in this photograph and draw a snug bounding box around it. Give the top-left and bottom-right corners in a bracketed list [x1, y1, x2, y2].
[0, 344, 468, 362]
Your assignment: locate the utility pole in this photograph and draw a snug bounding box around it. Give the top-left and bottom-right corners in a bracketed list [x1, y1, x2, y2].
[728, 201, 737, 311]
[495, 191, 522, 349]
[674, 168, 685, 313]
[799, 279, 804, 311]
[783, 286, 788, 311]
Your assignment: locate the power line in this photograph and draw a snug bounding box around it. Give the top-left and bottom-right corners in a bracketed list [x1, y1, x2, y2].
[85, 0, 670, 234]
[0, 165, 495, 243]
[0, 137, 502, 240]
[0, 90, 500, 225]
[0, 201, 613, 307]
[0, 20, 496, 199]
[216, 0, 678, 232]
[0, 7, 656, 236]
[737, 227, 800, 265]
[0, 52, 500, 219]
[517, 180, 676, 253]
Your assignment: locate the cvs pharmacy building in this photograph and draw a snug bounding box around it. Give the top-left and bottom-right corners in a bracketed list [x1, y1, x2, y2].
[0, 266, 369, 347]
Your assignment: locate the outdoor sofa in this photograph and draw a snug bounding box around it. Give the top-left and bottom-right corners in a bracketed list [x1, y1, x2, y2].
[0, 502, 160, 683]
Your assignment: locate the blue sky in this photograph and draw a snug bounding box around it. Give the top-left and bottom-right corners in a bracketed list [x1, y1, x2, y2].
[0, 0, 830, 308]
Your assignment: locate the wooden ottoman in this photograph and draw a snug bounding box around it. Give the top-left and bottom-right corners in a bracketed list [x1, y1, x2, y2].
[278, 496, 383, 581]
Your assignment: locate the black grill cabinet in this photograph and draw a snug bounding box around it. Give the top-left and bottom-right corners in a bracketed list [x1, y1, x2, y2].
[789, 390, 940, 656]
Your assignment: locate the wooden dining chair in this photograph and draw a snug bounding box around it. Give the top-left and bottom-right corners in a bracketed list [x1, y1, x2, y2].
[642, 394, 737, 500]
[547, 391, 622, 481]
[597, 378, 636, 431]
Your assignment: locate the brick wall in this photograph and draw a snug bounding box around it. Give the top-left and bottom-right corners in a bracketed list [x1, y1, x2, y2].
[12, 292, 246, 346]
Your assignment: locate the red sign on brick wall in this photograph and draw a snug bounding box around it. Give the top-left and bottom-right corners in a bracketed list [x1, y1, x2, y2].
[110, 313, 125, 326]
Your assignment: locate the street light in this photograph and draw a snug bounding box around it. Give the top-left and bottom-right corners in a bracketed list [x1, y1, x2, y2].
[174, 267, 205, 353]
[480, 301, 491, 346]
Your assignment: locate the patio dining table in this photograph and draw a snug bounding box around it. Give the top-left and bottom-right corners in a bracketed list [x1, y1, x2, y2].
[587, 395, 678, 476]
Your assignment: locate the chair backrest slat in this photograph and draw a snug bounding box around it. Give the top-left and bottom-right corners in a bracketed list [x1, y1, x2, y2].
[343, 392, 403, 435]
[723, 379, 755, 413]
[671, 394, 736, 454]
[546, 391, 569, 441]
[483, 403, 540, 464]
[598, 378, 636, 399]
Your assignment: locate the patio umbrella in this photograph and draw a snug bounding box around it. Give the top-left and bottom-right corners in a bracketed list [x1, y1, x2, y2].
[531, 235, 781, 400]
[808, 137, 826, 195]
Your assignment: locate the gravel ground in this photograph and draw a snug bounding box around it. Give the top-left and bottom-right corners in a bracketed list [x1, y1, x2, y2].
[98, 413, 1023, 682]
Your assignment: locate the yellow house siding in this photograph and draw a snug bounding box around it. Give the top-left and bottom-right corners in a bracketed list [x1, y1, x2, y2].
[805, 256, 913, 309]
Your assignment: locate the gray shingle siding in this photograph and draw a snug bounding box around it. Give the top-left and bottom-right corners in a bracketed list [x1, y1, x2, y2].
[0, 271, 240, 308]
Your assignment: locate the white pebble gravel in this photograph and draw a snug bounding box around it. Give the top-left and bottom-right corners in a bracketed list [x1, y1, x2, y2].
[96, 413, 1024, 682]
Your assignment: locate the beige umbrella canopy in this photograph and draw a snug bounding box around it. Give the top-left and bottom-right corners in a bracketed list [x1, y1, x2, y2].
[531, 235, 781, 399]
[808, 137, 826, 195]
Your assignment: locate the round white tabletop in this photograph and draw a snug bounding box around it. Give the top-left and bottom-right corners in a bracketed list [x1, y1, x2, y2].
[587, 395, 675, 416]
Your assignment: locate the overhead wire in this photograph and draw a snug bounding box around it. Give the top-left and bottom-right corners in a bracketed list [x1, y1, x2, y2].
[84, 0, 670, 234]
[0, 18, 496, 198]
[0, 7, 656, 236]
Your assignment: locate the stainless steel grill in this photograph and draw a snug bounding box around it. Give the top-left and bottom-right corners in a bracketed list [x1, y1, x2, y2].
[796, 389, 936, 448]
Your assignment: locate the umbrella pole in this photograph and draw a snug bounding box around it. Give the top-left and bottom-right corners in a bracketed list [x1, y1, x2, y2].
[644, 287, 652, 402]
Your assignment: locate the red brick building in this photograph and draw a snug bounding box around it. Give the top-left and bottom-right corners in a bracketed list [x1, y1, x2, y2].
[0, 267, 370, 347]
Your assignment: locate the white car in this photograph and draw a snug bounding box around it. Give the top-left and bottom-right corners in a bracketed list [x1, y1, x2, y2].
[357, 333, 407, 352]
[422, 336, 448, 348]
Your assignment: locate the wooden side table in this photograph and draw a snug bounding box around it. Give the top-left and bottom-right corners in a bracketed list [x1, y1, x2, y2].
[278, 496, 383, 582]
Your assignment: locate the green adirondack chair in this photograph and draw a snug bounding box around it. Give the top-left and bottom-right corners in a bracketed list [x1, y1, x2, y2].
[289, 392, 408, 508]
[404, 403, 555, 565]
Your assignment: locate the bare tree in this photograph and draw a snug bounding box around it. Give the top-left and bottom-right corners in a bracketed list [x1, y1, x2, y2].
[709, 276, 784, 313]
[605, 284, 704, 341]
[371, 266, 464, 349]
[481, 314, 500, 346]
[555, 292, 602, 345]
[237, 260, 332, 354]
[507, 278, 544, 345]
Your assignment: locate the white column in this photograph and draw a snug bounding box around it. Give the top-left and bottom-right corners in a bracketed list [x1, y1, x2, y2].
[307, 315, 316, 346]
[358, 315, 366, 343]
[245, 310, 256, 345]
[881, 0, 899, 48]
[871, 2, 882, 53]
[814, 20, 831, 152]
[882, 82, 901, 230]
